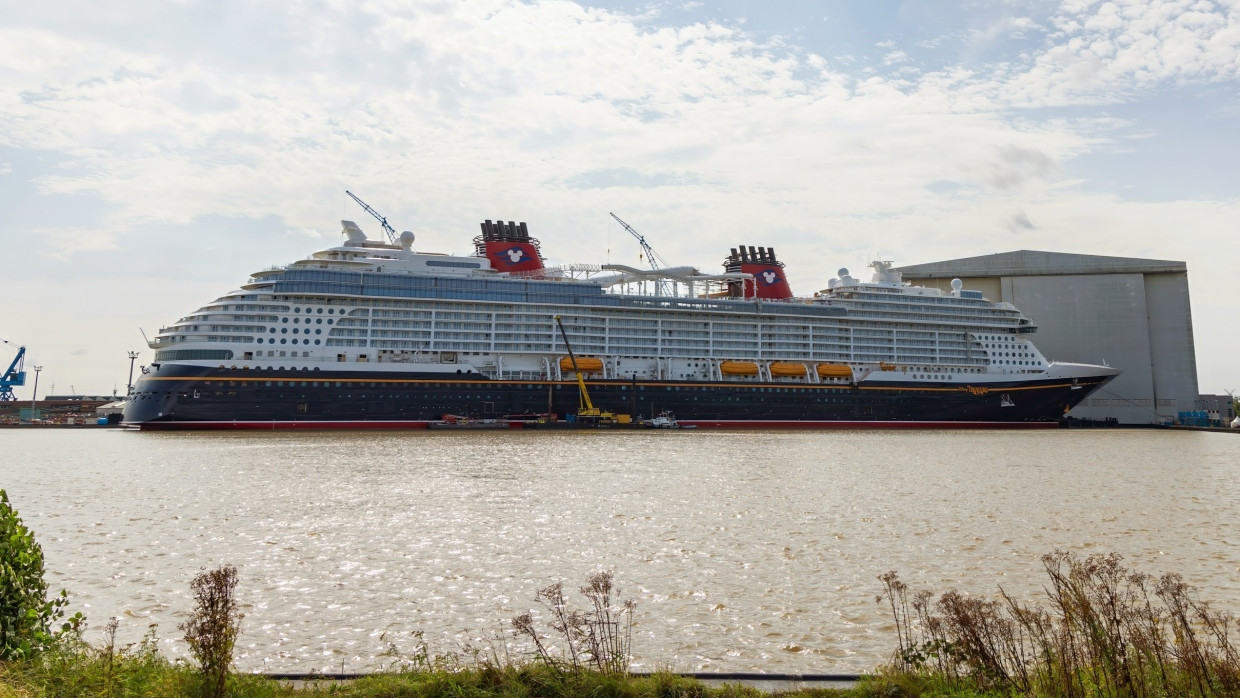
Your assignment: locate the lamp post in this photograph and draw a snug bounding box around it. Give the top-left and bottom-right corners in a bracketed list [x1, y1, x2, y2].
[127, 351, 140, 395]
[30, 365, 42, 422]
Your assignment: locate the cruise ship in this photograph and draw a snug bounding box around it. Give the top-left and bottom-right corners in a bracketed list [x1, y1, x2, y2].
[123, 216, 1120, 429]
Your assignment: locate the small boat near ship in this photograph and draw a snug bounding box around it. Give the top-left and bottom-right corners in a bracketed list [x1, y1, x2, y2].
[645, 411, 695, 429]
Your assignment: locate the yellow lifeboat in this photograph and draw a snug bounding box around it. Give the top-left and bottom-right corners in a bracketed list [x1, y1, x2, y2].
[720, 361, 760, 376]
[816, 363, 853, 379]
[769, 362, 807, 377]
[878, 361, 897, 371]
[559, 356, 604, 372]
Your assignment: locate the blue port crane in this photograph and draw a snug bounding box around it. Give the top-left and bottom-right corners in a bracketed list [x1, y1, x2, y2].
[1, 338, 27, 401]
[345, 190, 399, 245]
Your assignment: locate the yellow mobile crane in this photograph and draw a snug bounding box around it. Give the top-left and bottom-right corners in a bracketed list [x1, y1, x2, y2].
[554, 316, 629, 425]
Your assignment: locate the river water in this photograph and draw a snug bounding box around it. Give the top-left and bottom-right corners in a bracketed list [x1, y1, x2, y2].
[2, 428, 1237, 674]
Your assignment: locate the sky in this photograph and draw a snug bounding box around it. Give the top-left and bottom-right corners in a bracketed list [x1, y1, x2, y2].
[1, 0, 1237, 397]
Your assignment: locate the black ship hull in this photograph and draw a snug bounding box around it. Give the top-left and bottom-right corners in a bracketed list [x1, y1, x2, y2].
[123, 363, 1113, 430]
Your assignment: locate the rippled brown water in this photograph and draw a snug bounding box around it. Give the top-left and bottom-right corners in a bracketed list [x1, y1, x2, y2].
[3, 428, 1237, 673]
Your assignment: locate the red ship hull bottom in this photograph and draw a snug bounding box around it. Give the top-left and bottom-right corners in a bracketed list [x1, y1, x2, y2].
[128, 418, 1059, 431]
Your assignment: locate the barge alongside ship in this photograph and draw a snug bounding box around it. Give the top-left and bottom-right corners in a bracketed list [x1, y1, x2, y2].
[124, 214, 1118, 429]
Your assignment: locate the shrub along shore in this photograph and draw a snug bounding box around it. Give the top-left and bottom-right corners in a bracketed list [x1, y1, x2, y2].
[5, 486, 1240, 697]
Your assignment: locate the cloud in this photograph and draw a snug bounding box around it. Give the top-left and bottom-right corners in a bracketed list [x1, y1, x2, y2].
[557, 168, 707, 189]
[968, 13, 1046, 46]
[883, 49, 912, 65]
[1007, 209, 1036, 232]
[1004, 0, 1240, 105]
[1, 1, 1227, 244]
[173, 80, 240, 113]
[978, 145, 1060, 191]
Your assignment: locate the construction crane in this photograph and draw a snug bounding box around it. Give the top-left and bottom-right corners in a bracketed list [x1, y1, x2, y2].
[554, 316, 615, 424]
[1, 338, 27, 401]
[609, 212, 670, 271]
[345, 190, 399, 245]
[609, 212, 673, 295]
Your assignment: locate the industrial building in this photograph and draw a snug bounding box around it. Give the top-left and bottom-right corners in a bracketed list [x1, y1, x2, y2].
[896, 251, 1198, 425]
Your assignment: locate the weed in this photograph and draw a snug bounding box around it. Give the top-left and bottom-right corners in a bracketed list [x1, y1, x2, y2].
[878, 550, 1240, 697]
[181, 565, 242, 698]
[511, 570, 636, 675]
[376, 629, 435, 673]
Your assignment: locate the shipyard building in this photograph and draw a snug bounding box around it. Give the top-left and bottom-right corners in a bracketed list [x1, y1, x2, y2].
[896, 251, 1198, 425]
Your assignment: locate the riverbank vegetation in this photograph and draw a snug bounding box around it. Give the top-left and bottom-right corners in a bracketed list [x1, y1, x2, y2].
[875, 550, 1240, 696]
[6, 486, 1240, 696]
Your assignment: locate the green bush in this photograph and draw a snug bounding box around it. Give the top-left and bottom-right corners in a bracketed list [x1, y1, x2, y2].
[0, 489, 79, 660]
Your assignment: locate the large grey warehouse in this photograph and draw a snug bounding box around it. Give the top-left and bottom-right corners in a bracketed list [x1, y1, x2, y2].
[895, 250, 1198, 425]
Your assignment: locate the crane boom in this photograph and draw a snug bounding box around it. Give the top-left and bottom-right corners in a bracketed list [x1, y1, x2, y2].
[1, 338, 27, 402]
[609, 212, 669, 271]
[554, 316, 596, 413]
[345, 190, 399, 245]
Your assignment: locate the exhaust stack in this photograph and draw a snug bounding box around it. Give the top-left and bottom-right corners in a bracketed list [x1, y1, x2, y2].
[723, 245, 792, 299]
[474, 220, 545, 273]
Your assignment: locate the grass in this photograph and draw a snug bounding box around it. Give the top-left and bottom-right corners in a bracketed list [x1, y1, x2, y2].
[1, 652, 887, 698]
[6, 553, 1240, 696]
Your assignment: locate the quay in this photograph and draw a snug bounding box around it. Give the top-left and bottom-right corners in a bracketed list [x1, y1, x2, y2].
[0, 395, 123, 426]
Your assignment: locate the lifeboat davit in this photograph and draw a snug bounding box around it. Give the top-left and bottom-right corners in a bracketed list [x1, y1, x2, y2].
[723, 245, 793, 300]
[720, 361, 760, 376]
[559, 356, 604, 372]
[769, 362, 808, 377]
